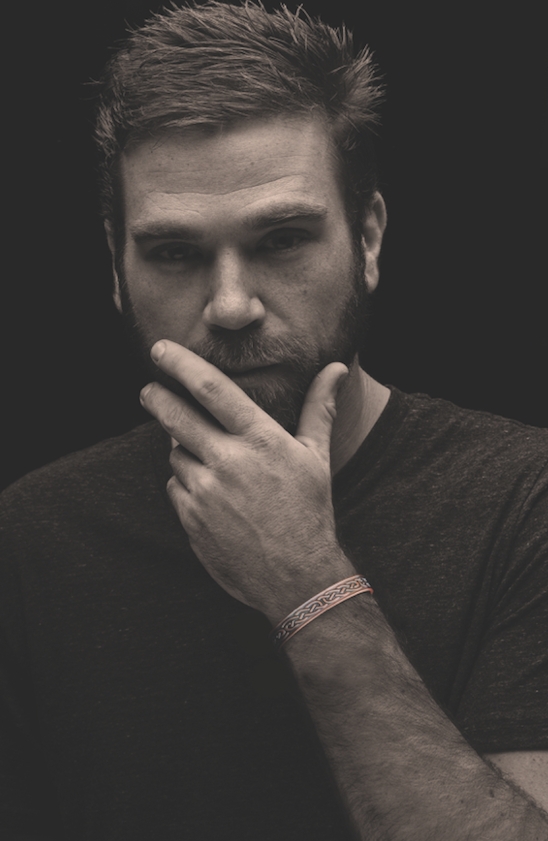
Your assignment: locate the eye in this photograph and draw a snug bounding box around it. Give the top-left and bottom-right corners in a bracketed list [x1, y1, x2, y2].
[147, 243, 202, 263]
[260, 229, 311, 253]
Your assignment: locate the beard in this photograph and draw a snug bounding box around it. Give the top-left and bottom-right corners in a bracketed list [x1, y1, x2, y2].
[117, 249, 369, 435]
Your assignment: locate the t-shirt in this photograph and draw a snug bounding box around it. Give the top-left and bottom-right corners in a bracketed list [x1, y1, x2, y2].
[1, 387, 547, 840]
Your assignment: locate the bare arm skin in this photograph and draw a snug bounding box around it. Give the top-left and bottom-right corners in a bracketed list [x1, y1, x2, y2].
[140, 340, 548, 841]
[282, 593, 548, 840]
[487, 753, 548, 812]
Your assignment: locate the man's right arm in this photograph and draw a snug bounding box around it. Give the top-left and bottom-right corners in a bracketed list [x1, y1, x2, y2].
[1, 497, 62, 840]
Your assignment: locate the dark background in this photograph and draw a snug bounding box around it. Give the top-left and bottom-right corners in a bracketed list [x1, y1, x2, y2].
[3, 0, 547, 490]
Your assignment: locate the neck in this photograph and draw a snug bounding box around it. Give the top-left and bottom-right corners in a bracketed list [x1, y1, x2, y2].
[329, 356, 390, 476]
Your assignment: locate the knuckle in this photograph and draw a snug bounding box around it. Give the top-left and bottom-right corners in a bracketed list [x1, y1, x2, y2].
[248, 424, 279, 450]
[209, 446, 234, 474]
[193, 469, 216, 497]
[161, 402, 183, 435]
[196, 376, 223, 402]
[166, 475, 184, 508]
[166, 475, 178, 496]
[235, 403, 258, 430]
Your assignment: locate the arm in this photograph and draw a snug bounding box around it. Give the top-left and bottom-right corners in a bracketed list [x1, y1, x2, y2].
[487, 753, 548, 812]
[141, 340, 548, 841]
[281, 591, 548, 840]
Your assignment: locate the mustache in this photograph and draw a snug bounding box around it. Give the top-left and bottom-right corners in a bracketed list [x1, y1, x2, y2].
[188, 331, 319, 376]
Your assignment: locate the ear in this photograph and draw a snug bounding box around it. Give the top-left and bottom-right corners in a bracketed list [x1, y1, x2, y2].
[104, 220, 123, 314]
[362, 192, 387, 294]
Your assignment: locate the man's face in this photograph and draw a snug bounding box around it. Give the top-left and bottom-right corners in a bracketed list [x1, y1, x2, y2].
[112, 116, 376, 433]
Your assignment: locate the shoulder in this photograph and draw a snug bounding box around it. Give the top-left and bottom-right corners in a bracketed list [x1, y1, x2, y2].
[400, 392, 548, 550]
[0, 421, 166, 525]
[400, 388, 547, 441]
[394, 388, 548, 477]
[355, 388, 548, 534]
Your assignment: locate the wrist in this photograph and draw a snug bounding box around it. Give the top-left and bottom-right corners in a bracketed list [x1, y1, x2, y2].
[281, 593, 387, 683]
[261, 548, 357, 625]
[270, 574, 374, 652]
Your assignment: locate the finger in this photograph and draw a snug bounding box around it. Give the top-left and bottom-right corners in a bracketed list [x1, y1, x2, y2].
[169, 444, 203, 491]
[166, 474, 192, 526]
[140, 381, 225, 463]
[150, 340, 269, 435]
[295, 363, 348, 459]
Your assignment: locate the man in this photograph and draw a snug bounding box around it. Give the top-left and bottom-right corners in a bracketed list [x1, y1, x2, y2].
[1, 2, 546, 839]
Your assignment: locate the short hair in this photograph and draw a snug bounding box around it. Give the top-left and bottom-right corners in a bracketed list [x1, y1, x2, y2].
[94, 0, 384, 240]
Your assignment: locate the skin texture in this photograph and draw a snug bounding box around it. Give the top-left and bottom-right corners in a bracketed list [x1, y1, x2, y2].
[487, 753, 548, 813]
[108, 116, 390, 469]
[110, 116, 547, 839]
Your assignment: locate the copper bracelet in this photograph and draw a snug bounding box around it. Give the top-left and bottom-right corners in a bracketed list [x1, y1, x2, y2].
[269, 574, 373, 652]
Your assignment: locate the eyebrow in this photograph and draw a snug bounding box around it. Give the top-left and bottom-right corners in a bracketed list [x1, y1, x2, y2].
[129, 202, 328, 243]
[245, 202, 328, 231]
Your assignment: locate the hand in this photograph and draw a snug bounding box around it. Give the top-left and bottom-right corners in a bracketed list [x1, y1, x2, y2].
[139, 340, 355, 623]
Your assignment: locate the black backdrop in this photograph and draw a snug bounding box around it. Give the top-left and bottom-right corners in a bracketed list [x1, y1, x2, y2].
[3, 0, 547, 490]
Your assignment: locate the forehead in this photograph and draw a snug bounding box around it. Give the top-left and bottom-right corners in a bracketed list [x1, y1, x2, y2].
[119, 116, 346, 229]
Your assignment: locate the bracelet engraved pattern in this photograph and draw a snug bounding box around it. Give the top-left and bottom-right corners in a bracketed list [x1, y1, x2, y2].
[269, 574, 374, 652]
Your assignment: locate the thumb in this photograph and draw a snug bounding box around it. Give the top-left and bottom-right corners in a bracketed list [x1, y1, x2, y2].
[295, 363, 349, 458]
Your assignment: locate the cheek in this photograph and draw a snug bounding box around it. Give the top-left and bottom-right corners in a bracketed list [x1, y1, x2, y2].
[283, 252, 356, 333]
[122, 262, 207, 343]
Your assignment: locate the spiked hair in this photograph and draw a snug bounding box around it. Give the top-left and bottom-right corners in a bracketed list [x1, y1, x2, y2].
[94, 1, 384, 238]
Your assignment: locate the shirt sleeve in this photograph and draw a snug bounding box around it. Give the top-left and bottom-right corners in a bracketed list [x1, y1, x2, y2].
[455, 464, 548, 753]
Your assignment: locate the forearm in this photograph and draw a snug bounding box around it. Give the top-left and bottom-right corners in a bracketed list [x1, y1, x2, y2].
[281, 593, 548, 841]
[142, 343, 547, 838]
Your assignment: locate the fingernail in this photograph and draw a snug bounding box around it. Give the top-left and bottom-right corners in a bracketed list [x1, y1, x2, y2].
[151, 341, 166, 362]
[140, 384, 152, 404]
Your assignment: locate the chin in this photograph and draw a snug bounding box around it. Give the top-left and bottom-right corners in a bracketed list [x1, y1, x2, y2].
[234, 375, 309, 435]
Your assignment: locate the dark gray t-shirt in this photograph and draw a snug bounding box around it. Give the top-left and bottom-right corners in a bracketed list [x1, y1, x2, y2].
[1, 387, 547, 840]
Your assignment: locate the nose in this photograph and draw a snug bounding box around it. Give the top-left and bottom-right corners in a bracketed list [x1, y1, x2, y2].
[203, 250, 266, 331]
